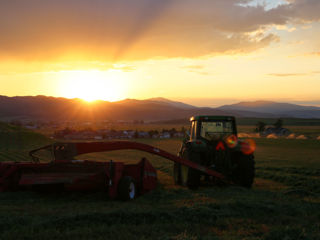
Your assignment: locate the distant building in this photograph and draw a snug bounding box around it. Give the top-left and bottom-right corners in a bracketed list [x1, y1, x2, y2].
[173, 132, 184, 138]
[138, 131, 149, 138]
[160, 132, 171, 139]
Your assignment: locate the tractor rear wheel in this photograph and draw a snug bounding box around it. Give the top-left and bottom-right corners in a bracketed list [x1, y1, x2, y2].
[232, 154, 255, 188]
[187, 168, 201, 190]
[118, 176, 136, 200]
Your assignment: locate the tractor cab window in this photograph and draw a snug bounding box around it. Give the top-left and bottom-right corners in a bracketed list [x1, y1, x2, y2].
[200, 121, 234, 141]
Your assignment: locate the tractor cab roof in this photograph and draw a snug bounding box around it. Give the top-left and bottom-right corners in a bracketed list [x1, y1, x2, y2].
[190, 115, 236, 122]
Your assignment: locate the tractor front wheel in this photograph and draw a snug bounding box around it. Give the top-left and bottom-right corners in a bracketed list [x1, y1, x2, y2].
[180, 166, 200, 190]
[173, 162, 181, 185]
[175, 149, 200, 189]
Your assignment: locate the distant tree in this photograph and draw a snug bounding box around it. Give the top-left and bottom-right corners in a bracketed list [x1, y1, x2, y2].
[273, 119, 283, 129]
[82, 127, 93, 132]
[148, 130, 155, 137]
[148, 130, 159, 137]
[134, 130, 139, 139]
[63, 127, 74, 135]
[133, 120, 144, 124]
[169, 128, 177, 137]
[10, 120, 22, 127]
[26, 121, 35, 127]
[162, 128, 169, 134]
[255, 121, 266, 133]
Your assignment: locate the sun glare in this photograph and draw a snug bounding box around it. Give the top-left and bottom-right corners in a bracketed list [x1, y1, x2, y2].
[59, 70, 127, 102]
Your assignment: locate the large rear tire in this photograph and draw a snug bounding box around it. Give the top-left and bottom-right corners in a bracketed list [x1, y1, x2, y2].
[187, 168, 201, 190]
[232, 154, 255, 188]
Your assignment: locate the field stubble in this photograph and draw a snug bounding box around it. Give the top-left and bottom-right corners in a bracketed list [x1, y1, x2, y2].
[0, 126, 319, 239]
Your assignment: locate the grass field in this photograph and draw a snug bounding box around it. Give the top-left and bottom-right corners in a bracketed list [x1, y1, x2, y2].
[0, 123, 320, 239]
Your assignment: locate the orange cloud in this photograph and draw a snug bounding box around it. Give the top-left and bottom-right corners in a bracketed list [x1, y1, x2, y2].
[0, 0, 319, 61]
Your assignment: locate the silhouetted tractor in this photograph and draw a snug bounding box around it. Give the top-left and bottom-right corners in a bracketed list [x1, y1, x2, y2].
[174, 116, 255, 189]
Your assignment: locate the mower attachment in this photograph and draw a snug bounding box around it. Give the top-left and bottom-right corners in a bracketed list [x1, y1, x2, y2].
[0, 141, 227, 199]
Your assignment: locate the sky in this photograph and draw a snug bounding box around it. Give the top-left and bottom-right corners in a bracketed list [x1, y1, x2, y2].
[0, 0, 319, 107]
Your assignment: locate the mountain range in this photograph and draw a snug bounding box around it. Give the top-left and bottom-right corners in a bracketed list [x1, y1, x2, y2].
[0, 95, 320, 121]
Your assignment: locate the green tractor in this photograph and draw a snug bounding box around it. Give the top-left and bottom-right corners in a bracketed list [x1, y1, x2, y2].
[174, 115, 255, 189]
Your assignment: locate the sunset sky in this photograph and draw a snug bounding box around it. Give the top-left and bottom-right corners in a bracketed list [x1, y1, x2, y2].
[0, 0, 319, 106]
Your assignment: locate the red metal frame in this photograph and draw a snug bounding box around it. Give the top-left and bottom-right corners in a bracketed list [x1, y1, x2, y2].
[72, 141, 225, 179]
[0, 141, 226, 198]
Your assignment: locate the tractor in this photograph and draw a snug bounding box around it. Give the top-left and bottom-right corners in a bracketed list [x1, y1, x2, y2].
[174, 115, 255, 189]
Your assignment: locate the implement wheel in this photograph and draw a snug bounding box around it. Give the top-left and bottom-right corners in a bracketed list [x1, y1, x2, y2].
[118, 176, 136, 200]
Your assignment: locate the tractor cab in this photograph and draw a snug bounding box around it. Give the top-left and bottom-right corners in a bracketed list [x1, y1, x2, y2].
[189, 116, 237, 142]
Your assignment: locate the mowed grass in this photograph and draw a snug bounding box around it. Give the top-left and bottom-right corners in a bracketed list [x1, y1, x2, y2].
[0, 122, 52, 162]
[0, 125, 320, 239]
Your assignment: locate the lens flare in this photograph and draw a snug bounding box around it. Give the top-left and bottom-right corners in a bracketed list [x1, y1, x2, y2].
[240, 139, 256, 155]
[225, 134, 238, 148]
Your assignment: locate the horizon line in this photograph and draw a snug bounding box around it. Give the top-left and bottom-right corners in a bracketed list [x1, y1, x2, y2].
[1, 94, 320, 108]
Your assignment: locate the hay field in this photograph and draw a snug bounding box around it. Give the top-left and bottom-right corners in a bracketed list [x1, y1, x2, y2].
[0, 124, 319, 239]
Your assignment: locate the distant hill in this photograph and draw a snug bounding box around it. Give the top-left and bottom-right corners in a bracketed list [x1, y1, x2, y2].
[218, 101, 320, 118]
[0, 96, 319, 121]
[146, 97, 196, 109]
[0, 96, 229, 122]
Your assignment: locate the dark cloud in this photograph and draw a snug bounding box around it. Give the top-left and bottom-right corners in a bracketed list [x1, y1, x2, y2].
[0, 0, 319, 61]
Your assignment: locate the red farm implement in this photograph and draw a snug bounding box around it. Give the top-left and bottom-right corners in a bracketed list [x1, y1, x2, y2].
[0, 141, 227, 200]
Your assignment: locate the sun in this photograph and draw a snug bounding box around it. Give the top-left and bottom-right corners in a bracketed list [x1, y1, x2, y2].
[59, 70, 127, 102]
